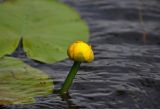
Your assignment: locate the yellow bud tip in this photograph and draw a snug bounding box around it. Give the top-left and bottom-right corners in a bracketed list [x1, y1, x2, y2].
[67, 41, 94, 63]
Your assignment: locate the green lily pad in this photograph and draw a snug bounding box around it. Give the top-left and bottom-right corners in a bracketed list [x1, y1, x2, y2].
[0, 57, 53, 105]
[0, 0, 89, 63]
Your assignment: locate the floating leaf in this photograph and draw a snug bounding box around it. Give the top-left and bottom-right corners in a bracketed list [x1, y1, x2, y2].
[0, 57, 53, 105]
[0, 0, 89, 63]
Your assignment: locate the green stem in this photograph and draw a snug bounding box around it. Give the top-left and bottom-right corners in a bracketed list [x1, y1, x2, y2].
[60, 61, 81, 94]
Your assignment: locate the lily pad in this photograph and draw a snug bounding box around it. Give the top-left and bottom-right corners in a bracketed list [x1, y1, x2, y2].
[0, 0, 89, 63]
[0, 57, 53, 105]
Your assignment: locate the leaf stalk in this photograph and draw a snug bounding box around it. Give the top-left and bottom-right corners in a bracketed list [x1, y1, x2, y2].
[60, 61, 81, 93]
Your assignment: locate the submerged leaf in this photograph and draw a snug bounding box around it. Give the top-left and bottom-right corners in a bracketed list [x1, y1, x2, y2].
[0, 0, 89, 63]
[0, 57, 53, 105]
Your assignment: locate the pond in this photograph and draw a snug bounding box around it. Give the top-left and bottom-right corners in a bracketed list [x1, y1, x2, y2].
[2, 0, 160, 109]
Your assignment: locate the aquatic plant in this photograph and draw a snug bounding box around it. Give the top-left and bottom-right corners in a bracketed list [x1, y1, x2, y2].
[0, 57, 53, 105]
[60, 41, 94, 93]
[0, 0, 89, 104]
[0, 0, 89, 63]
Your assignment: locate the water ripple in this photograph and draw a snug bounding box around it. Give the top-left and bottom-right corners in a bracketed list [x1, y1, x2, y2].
[3, 0, 160, 109]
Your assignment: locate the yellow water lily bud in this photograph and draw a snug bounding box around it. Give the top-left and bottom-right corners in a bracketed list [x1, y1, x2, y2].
[67, 41, 94, 63]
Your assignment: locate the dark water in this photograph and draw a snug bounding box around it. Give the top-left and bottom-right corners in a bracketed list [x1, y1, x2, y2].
[2, 0, 160, 109]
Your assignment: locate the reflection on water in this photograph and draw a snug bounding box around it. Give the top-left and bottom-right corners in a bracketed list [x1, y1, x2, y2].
[2, 0, 160, 109]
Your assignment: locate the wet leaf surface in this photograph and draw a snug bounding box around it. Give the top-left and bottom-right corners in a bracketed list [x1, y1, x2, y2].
[0, 57, 53, 105]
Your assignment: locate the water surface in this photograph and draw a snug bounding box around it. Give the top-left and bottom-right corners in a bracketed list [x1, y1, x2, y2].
[2, 0, 160, 109]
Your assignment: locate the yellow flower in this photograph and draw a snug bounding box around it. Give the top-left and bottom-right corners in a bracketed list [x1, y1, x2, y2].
[67, 41, 94, 63]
